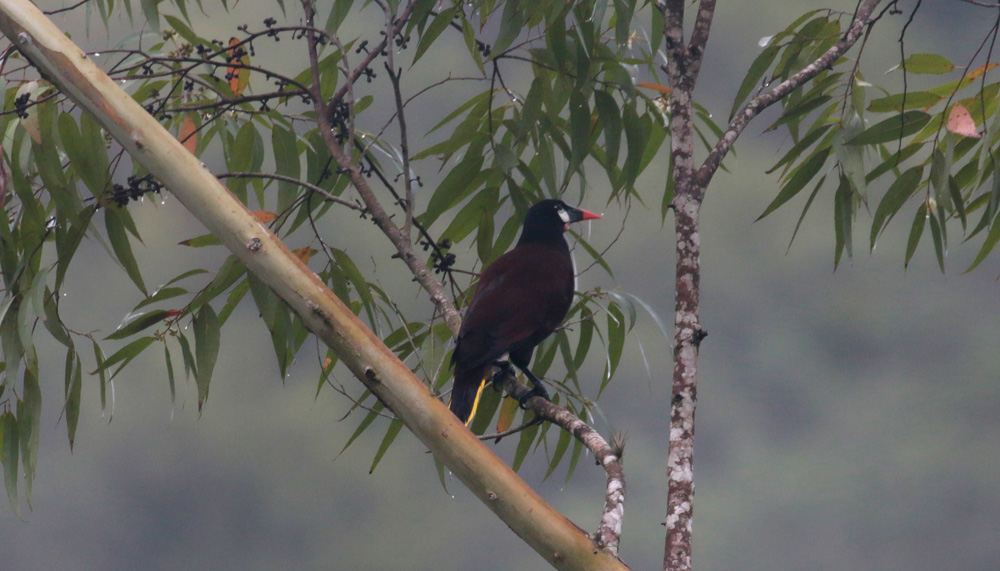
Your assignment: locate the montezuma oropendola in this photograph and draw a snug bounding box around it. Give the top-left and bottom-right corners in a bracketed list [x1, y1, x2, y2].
[449, 199, 601, 425]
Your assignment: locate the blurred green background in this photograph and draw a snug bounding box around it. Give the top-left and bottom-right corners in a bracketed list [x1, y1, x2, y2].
[3, 1, 999, 570]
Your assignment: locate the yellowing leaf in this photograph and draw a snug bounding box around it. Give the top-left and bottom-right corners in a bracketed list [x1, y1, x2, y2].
[292, 246, 317, 264]
[636, 82, 671, 94]
[251, 210, 278, 224]
[227, 37, 251, 96]
[496, 396, 520, 433]
[179, 115, 197, 153]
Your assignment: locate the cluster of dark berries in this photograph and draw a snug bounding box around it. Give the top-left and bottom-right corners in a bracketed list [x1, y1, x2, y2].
[111, 174, 163, 207]
[476, 40, 491, 58]
[357, 157, 376, 178]
[423, 238, 455, 274]
[394, 32, 411, 49]
[13, 91, 31, 119]
[329, 100, 350, 143]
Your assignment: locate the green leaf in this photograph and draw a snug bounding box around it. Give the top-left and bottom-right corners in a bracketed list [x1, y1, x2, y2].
[64, 349, 83, 451]
[867, 91, 943, 113]
[369, 419, 403, 474]
[413, 7, 457, 64]
[564, 437, 584, 484]
[492, 0, 524, 55]
[107, 309, 173, 342]
[93, 336, 155, 377]
[900, 53, 955, 75]
[757, 147, 831, 220]
[965, 207, 1000, 272]
[325, 0, 355, 34]
[134, 287, 188, 311]
[568, 91, 591, 174]
[337, 401, 382, 458]
[833, 174, 854, 269]
[605, 302, 625, 381]
[928, 210, 946, 272]
[420, 155, 485, 227]
[593, 90, 622, 171]
[248, 274, 293, 378]
[164, 15, 207, 46]
[272, 126, 300, 213]
[105, 207, 147, 295]
[19, 366, 41, 504]
[847, 111, 931, 145]
[164, 344, 177, 405]
[193, 303, 221, 411]
[511, 413, 540, 472]
[2, 410, 19, 514]
[141, 0, 161, 33]
[787, 175, 826, 252]
[905, 203, 928, 269]
[543, 425, 572, 481]
[870, 166, 923, 248]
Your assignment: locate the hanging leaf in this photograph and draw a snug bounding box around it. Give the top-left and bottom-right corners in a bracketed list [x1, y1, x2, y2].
[227, 37, 251, 96]
[870, 166, 923, 248]
[369, 419, 404, 474]
[904, 203, 928, 269]
[899, 53, 956, 75]
[847, 111, 931, 145]
[251, 210, 279, 224]
[495, 396, 520, 433]
[105, 309, 173, 340]
[193, 304, 221, 411]
[2, 410, 20, 514]
[179, 115, 198, 154]
[757, 147, 831, 220]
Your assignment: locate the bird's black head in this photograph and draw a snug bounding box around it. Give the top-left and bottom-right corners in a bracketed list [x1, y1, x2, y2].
[517, 199, 601, 245]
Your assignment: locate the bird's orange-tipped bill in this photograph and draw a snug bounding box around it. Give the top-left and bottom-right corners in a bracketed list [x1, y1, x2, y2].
[580, 209, 602, 221]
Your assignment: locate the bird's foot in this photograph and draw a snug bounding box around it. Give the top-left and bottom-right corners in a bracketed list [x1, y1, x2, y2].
[490, 361, 515, 391]
[517, 377, 550, 410]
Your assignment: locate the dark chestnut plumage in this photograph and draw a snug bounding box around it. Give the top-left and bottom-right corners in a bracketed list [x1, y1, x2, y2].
[449, 199, 601, 424]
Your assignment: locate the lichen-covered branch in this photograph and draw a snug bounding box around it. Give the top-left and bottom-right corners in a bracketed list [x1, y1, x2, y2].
[659, 0, 712, 569]
[497, 368, 627, 557]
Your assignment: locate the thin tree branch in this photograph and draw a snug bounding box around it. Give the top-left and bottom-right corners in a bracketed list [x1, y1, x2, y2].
[494, 367, 627, 557]
[695, 0, 884, 188]
[216, 172, 363, 211]
[300, 0, 463, 336]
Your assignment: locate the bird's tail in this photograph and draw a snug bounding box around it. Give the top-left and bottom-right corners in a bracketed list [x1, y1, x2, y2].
[449, 367, 488, 425]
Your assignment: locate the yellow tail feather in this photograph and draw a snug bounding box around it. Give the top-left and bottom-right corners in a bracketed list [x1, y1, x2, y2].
[464, 378, 488, 426]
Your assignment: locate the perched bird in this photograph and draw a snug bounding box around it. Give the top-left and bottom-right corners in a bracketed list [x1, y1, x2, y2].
[449, 199, 601, 425]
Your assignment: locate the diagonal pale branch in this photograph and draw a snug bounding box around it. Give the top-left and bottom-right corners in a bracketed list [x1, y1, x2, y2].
[695, 0, 885, 187]
[0, 1, 626, 568]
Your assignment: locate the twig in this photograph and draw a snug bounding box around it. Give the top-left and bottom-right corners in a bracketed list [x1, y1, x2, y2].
[216, 172, 363, 210]
[300, 0, 463, 336]
[695, 0, 884, 188]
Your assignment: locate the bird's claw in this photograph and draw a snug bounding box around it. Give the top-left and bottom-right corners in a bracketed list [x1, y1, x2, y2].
[518, 381, 550, 410]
